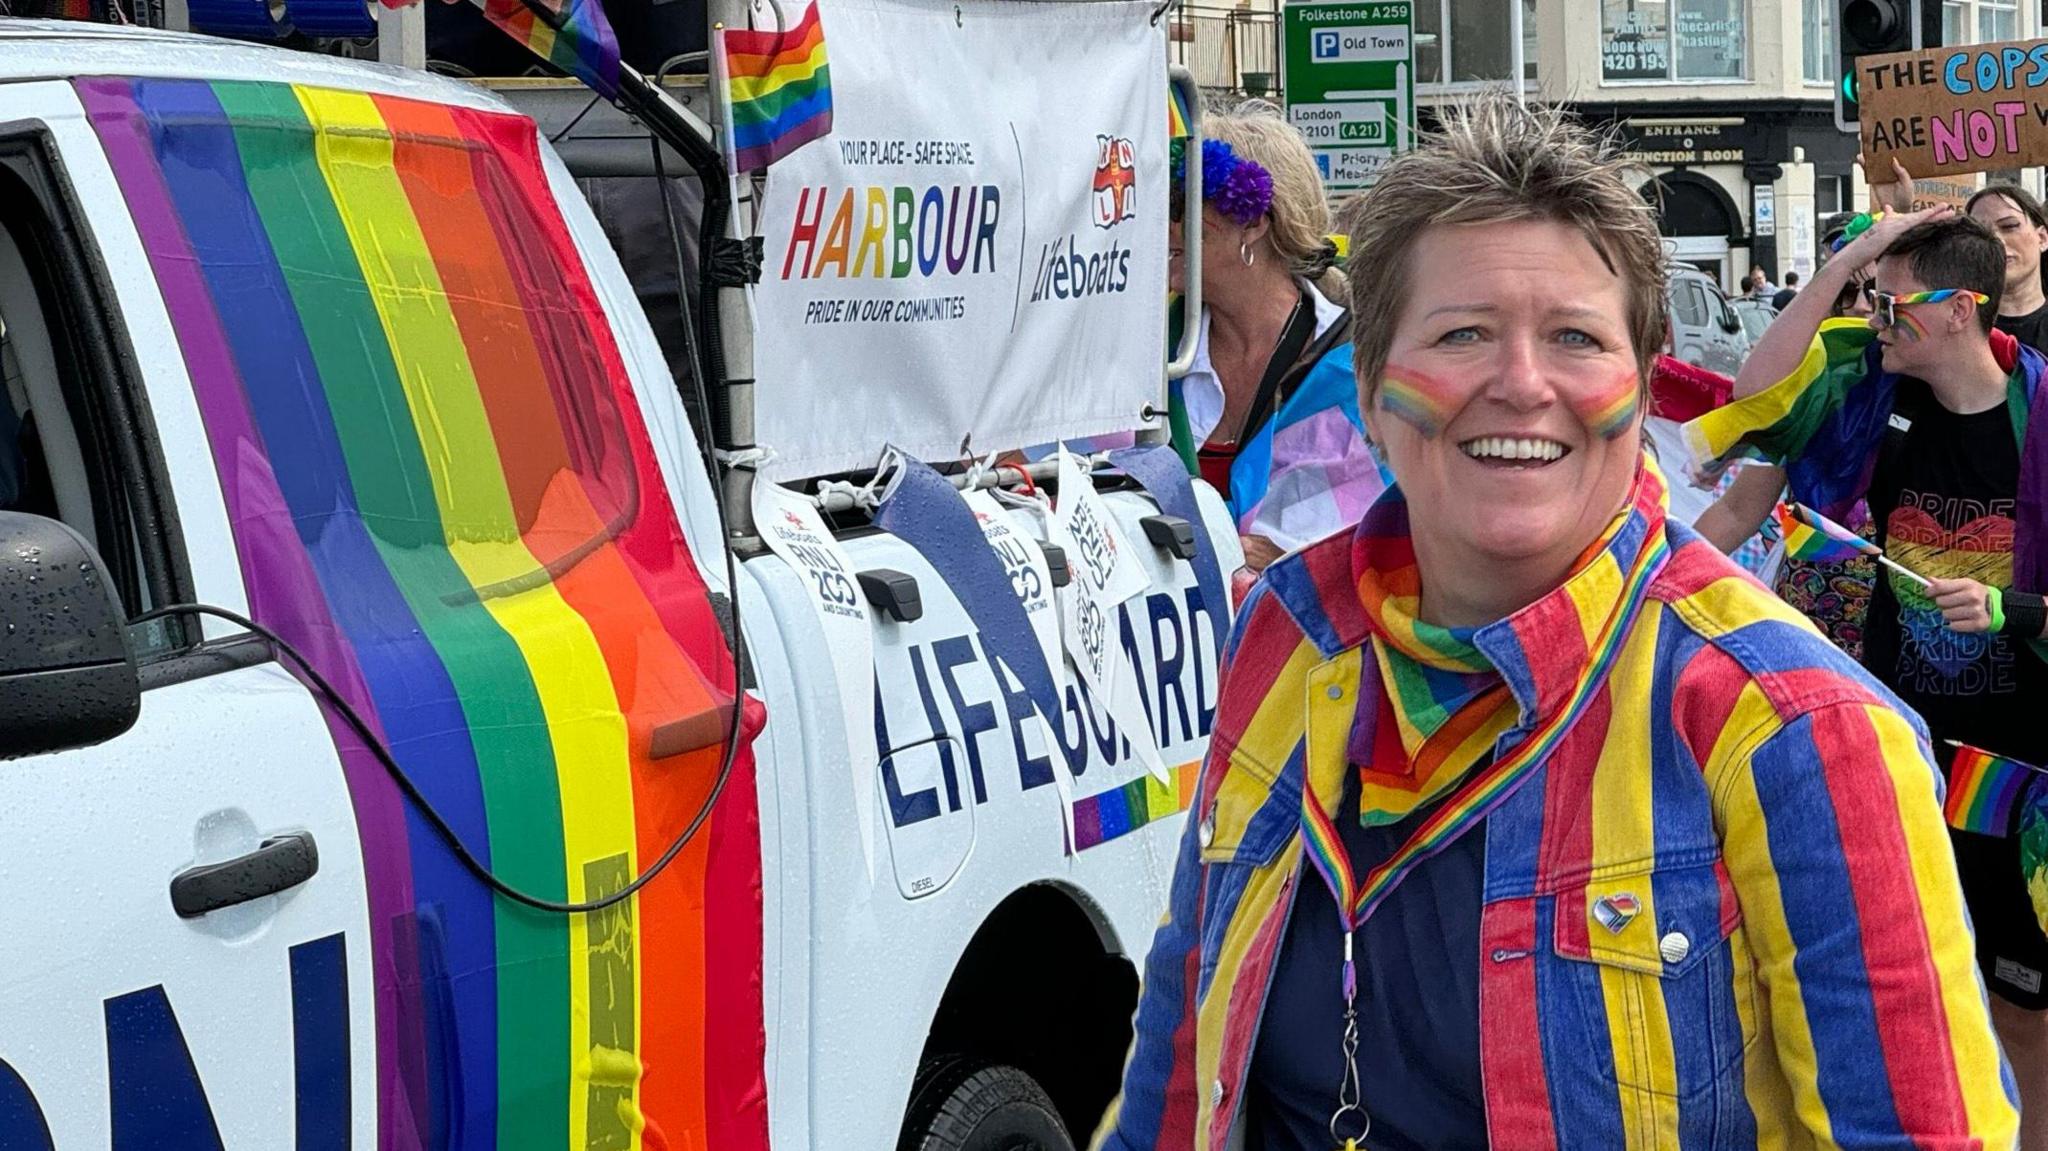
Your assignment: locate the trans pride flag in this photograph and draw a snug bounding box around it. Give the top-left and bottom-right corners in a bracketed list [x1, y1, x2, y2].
[1229, 342, 1390, 551]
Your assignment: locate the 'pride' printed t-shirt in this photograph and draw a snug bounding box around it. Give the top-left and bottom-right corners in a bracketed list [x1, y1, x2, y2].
[1864, 380, 2048, 760]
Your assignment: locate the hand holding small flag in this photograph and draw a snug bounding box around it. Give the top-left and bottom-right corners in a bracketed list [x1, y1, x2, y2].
[1772, 501, 1932, 588]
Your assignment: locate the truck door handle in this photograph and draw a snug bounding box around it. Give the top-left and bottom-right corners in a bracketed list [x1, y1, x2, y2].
[169, 832, 320, 919]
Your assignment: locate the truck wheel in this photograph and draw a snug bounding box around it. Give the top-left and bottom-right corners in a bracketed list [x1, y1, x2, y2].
[900, 1056, 1075, 1151]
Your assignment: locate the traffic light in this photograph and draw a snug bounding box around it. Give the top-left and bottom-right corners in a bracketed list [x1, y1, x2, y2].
[1835, 0, 1940, 131]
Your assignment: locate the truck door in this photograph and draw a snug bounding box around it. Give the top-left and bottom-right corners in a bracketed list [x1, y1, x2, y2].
[0, 83, 373, 1146]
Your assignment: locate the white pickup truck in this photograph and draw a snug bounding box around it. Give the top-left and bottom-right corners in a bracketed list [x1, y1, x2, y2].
[0, 7, 1229, 1150]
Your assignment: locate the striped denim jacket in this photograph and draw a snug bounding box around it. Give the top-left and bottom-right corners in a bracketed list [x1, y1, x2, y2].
[1096, 473, 2018, 1151]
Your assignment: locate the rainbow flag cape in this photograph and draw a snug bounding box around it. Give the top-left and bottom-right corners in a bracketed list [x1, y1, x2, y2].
[722, 0, 833, 172]
[1947, 744, 2043, 837]
[78, 77, 766, 1150]
[1773, 501, 1874, 563]
[384, 0, 621, 98]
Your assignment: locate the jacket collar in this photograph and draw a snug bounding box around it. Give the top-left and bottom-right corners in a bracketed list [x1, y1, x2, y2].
[1264, 456, 1670, 733]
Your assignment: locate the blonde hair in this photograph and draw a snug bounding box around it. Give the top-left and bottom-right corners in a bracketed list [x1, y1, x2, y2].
[1345, 94, 1667, 402]
[1206, 106, 1337, 282]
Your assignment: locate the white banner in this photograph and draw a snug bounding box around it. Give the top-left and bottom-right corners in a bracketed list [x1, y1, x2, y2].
[750, 0, 1169, 480]
[753, 481, 880, 876]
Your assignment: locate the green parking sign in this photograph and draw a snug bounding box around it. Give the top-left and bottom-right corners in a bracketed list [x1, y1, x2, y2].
[1281, 1, 1414, 190]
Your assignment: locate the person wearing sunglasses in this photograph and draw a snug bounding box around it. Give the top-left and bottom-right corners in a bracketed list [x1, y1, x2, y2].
[1689, 196, 2048, 1148]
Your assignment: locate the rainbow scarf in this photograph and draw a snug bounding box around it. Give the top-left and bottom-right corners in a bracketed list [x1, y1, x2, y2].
[1349, 487, 1518, 826]
[1302, 473, 1670, 945]
[722, 0, 833, 173]
[80, 77, 766, 1150]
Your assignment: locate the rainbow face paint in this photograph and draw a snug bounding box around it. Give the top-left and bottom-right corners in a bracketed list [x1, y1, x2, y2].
[1573, 371, 1641, 439]
[1375, 365, 1462, 438]
[1380, 364, 1640, 441]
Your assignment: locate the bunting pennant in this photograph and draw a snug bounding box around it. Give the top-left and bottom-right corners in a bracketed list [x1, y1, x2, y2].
[78, 76, 765, 1151]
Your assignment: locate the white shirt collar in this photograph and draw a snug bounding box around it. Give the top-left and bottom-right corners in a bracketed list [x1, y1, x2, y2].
[1182, 278, 1345, 446]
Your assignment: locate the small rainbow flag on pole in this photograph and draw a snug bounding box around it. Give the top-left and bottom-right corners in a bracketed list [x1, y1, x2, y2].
[1946, 743, 2044, 837]
[1773, 501, 1935, 587]
[722, 0, 834, 173]
[386, 0, 620, 98]
[1773, 501, 1874, 563]
[1168, 83, 1192, 140]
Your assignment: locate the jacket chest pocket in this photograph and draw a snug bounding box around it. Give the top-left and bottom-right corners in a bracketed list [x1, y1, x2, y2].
[1546, 859, 1757, 1103]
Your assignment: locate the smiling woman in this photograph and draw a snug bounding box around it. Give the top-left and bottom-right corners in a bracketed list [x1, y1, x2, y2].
[1093, 94, 2017, 1151]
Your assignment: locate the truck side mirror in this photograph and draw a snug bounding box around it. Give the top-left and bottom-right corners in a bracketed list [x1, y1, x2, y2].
[0, 511, 140, 759]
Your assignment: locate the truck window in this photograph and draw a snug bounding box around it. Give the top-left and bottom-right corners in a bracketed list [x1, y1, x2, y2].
[0, 133, 191, 662]
[1670, 279, 1708, 328]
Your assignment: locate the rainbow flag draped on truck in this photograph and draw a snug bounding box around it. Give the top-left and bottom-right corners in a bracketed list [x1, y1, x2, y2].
[79, 75, 768, 1151]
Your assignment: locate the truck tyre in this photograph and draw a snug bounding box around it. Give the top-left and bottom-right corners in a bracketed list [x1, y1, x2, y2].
[900, 1055, 1075, 1151]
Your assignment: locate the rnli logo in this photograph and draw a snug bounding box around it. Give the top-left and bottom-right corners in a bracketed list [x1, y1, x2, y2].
[1092, 135, 1137, 229]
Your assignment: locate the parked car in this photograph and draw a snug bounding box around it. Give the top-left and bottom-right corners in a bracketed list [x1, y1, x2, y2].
[1665, 264, 1750, 376]
[1729, 296, 1778, 349]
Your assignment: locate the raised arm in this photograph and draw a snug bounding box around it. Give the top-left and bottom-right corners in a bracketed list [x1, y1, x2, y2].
[1718, 700, 2018, 1146]
[1733, 205, 1948, 400]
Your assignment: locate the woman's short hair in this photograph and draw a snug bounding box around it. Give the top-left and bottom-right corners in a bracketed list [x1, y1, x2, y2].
[1344, 94, 1667, 405]
[1206, 106, 1337, 280]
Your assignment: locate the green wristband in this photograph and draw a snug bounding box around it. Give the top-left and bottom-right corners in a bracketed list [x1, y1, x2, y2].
[1989, 585, 2006, 634]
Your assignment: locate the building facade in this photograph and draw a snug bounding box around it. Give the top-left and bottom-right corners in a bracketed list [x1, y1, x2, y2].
[1179, 0, 2047, 292]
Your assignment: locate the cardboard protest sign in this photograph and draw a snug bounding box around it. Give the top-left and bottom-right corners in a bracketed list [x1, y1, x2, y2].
[1858, 38, 2048, 181]
[1909, 173, 1981, 210]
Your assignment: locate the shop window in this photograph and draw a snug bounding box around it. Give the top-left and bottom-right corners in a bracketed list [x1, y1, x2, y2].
[1602, 0, 1748, 82]
[1415, 0, 1537, 87]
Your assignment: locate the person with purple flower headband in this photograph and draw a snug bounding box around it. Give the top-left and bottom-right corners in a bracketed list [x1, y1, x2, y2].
[1168, 108, 1382, 576]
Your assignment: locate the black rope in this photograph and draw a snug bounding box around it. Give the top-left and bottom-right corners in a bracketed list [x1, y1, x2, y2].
[133, 592, 742, 913]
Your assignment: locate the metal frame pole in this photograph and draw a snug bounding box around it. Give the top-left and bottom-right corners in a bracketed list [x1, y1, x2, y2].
[1509, 0, 1525, 105]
